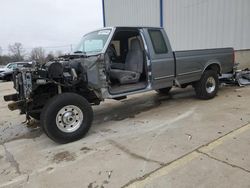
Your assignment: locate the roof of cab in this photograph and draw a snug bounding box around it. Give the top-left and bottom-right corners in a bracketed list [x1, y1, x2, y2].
[103, 26, 163, 29]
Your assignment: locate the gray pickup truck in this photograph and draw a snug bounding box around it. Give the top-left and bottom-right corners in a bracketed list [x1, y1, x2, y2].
[4, 27, 234, 143]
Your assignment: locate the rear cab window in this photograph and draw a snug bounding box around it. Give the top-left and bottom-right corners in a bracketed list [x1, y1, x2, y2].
[148, 29, 168, 54]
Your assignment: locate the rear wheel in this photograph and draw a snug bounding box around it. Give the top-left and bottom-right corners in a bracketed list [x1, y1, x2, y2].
[194, 70, 219, 99]
[156, 87, 172, 95]
[41, 93, 93, 144]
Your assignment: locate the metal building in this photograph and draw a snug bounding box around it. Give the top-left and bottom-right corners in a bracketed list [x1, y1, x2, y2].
[102, 0, 250, 53]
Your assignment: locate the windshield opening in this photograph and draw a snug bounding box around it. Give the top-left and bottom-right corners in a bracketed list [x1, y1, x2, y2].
[74, 29, 111, 55]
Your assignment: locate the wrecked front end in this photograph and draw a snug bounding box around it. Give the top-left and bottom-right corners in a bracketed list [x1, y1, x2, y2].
[4, 54, 108, 119]
[4, 68, 33, 113]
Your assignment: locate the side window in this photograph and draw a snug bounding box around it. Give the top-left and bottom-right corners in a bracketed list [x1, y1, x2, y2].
[148, 30, 168, 54]
[7, 64, 14, 69]
[7, 63, 17, 69]
[17, 64, 25, 68]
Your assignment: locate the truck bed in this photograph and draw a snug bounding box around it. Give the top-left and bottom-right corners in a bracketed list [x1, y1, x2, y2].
[174, 48, 234, 84]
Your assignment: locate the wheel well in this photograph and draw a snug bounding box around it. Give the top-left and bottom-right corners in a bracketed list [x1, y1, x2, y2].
[29, 84, 101, 114]
[205, 64, 221, 75]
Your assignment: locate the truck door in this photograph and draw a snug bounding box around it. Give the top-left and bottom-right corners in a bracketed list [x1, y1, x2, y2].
[143, 28, 175, 89]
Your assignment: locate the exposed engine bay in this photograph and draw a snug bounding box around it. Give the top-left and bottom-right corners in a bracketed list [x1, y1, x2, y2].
[4, 54, 107, 118]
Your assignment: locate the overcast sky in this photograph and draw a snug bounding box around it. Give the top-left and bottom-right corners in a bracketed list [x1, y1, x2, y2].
[0, 0, 103, 54]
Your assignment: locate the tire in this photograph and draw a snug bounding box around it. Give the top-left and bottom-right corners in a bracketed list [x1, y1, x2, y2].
[194, 70, 219, 100]
[156, 87, 172, 95]
[29, 112, 41, 121]
[40, 93, 93, 144]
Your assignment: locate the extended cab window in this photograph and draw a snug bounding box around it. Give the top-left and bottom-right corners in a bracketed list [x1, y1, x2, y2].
[148, 30, 168, 54]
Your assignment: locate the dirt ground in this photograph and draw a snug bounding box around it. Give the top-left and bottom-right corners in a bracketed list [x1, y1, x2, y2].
[0, 81, 250, 188]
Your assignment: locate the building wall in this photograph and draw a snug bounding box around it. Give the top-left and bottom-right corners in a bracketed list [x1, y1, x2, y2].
[103, 0, 161, 27]
[103, 0, 250, 68]
[164, 0, 250, 51]
[235, 50, 250, 69]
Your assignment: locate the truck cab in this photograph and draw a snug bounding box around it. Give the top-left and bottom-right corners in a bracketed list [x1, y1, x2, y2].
[101, 27, 175, 98]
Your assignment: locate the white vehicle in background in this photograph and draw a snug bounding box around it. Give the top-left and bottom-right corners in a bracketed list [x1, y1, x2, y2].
[0, 62, 33, 81]
[0, 63, 13, 72]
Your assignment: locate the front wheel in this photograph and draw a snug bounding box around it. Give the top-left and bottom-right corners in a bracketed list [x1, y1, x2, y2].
[194, 70, 219, 100]
[41, 93, 93, 144]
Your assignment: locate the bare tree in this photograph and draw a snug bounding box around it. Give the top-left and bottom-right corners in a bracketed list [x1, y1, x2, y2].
[0, 46, 2, 56]
[30, 47, 46, 64]
[8, 42, 25, 61]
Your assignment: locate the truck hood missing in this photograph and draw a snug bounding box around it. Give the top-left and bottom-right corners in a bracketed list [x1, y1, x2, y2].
[11, 53, 107, 100]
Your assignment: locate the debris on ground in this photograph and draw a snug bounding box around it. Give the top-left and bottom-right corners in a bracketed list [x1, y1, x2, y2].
[185, 134, 192, 141]
[236, 69, 250, 86]
[107, 170, 113, 179]
[220, 67, 250, 86]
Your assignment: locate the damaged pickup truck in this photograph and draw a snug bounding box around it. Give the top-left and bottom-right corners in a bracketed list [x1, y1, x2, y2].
[4, 27, 235, 143]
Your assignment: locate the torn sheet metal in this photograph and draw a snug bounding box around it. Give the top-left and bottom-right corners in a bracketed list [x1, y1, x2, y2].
[220, 73, 237, 85]
[219, 68, 250, 86]
[236, 69, 250, 86]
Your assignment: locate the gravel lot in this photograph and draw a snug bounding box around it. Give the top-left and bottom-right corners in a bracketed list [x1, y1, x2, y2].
[0, 81, 250, 188]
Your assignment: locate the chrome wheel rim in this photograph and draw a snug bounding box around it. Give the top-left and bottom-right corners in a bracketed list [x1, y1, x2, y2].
[206, 77, 216, 94]
[56, 105, 83, 133]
